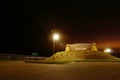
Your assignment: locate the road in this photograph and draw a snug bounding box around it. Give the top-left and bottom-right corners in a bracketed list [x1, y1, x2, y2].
[0, 61, 120, 80]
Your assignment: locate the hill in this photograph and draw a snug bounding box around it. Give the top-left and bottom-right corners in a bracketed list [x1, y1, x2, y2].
[48, 51, 119, 61]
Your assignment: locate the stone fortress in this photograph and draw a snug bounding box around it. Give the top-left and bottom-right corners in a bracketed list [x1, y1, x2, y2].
[48, 43, 118, 60]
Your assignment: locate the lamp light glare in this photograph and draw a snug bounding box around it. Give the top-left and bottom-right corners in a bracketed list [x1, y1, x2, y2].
[53, 34, 59, 40]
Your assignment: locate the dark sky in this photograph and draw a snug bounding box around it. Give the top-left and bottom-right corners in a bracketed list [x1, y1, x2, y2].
[1, 1, 120, 56]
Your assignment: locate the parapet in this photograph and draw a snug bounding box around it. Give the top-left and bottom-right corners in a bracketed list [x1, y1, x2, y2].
[65, 43, 98, 52]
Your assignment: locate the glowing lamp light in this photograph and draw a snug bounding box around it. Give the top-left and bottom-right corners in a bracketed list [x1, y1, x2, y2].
[53, 33, 59, 40]
[104, 48, 112, 53]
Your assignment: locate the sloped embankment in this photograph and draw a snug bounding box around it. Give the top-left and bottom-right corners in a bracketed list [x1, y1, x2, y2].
[48, 51, 119, 61]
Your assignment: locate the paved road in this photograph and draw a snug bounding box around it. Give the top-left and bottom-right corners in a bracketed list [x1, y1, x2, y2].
[0, 61, 120, 80]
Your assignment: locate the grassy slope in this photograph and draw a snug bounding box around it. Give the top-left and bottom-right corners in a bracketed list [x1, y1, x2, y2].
[48, 51, 119, 61]
[25, 51, 120, 64]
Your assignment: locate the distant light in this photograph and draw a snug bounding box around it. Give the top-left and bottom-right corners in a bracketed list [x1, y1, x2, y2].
[53, 33, 59, 40]
[104, 48, 112, 53]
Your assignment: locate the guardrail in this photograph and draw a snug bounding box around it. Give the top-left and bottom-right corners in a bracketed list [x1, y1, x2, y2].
[0, 54, 48, 60]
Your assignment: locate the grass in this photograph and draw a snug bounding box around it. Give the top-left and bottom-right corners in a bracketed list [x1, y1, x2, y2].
[25, 60, 74, 64]
[25, 50, 120, 64]
[25, 59, 120, 64]
[74, 59, 120, 62]
[49, 51, 120, 60]
[1, 59, 120, 64]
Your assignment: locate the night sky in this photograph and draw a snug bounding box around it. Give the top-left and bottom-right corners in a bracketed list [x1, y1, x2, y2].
[1, 1, 120, 56]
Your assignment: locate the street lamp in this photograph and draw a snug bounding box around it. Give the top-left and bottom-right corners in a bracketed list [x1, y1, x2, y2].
[53, 33, 60, 54]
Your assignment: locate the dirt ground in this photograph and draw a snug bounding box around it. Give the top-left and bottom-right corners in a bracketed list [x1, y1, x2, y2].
[0, 61, 120, 80]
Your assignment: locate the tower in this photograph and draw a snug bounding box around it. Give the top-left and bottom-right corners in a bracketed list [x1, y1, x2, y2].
[91, 43, 98, 51]
[65, 44, 71, 52]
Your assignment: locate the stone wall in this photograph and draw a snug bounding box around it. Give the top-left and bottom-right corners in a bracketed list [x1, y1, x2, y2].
[65, 43, 98, 52]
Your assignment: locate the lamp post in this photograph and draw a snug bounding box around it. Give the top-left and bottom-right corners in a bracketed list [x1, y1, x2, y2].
[53, 33, 59, 54]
